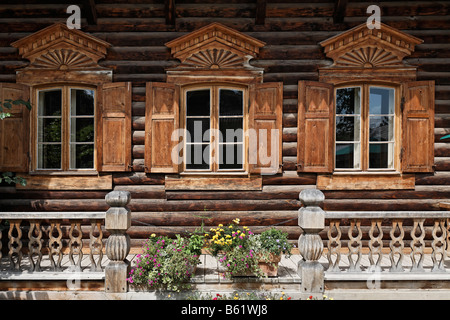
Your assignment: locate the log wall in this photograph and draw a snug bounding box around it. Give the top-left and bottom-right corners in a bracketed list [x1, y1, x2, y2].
[0, 0, 449, 248]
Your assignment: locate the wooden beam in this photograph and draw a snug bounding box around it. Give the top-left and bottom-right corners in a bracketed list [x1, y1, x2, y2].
[255, 0, 267, 25]
[82, 0, 97, 25]
[165, 0, 176, 25]
[333, 0, 348, 24]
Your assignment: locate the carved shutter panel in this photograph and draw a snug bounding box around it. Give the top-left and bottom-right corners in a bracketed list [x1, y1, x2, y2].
[401, 80, 435, 173]
[0, 83, 30, 172]
[248, 82, 283, 174]
[145, 82, 180, 173]
[97, 82, 132, 172]
[297, 81, 334, 173]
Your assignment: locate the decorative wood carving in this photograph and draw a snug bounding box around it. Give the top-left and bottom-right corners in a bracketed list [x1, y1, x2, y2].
[165, 23, 265, 72]
[11, 23, 112, 85]
[318, 22, 423, 83]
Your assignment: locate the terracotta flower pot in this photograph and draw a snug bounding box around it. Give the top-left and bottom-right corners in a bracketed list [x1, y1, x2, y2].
[258, 253, 281, 277]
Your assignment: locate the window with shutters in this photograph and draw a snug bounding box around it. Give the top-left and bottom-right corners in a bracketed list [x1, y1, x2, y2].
[145, 23, 283, 186]
[2, 23, 132, 189]
[34, 85, 96, 171]
[298, 22, 435, 190]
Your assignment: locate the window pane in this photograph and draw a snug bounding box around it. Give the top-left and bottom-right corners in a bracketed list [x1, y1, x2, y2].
[38, 89, 62, 116]
[336, 116, 360, 142]
[37, 144, 61, 169]
[370, 87, 395, 115]
[336, 87, 360, 115]
[219, 89, 243, 116]
[219, 144, 243, 170]
[219, 118, 243, 142]
[369, 143, 394, 169]
[70, 144, 94, 169]
[38, 118, 61, 142]
[71, 118, 94, 142]
[185, 144, 210, 170]
[186, 90, 210, 116]
[186, 118, 210, 143]
[370, 116, 394, 142]
[335, 143, 360, 169]
[71, 89, 94, 116]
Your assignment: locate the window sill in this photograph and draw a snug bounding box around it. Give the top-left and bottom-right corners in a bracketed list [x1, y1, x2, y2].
[165, 175, 262, 191]
[317, 173, 415, 190]
[29, 170, 99, 176]
[16, 173, 112, 190]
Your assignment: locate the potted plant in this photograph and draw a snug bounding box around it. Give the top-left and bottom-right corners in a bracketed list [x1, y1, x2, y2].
[256, 228, 294, 277]
[205, 218, 264, 279]
[127, 234, 201, 292]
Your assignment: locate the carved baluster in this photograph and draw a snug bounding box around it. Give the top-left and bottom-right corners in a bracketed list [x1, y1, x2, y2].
[446, 218, 450, 257]
[410, 218, 425, 272]
[0, 219, 2, 264]
[105, 191, 131, 293]
[69, 220, 83, 270]
[28, 220, 43, 272]
[389, 219, 405, 272]
[8, 220, 22, 270]
[326, 220, 341, 272]
[347, 219, 362, 272]
[49, 220, 63, 271]
[297, 189, 325, 299]
[431, 219, 446, 272]
[368, 219, 383, 270]
[89, 220, 103, 272]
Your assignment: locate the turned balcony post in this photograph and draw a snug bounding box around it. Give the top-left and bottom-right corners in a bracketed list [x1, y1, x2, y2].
[105, 191, 131, 293]
[297, 189, 325, 299]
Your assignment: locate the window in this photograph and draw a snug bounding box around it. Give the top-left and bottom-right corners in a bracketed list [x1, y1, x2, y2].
[183, 85, 246, 172]
[36, 86, 95, 171]
[335, 84, 397, 171]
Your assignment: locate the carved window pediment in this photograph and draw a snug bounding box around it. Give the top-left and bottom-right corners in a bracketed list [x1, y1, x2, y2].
[318, 23, 423, 83]
[165, 23, 265, 72]
[12, 23, 111, 72]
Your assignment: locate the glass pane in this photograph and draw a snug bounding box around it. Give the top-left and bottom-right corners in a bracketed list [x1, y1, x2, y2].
[186, 118, 210, 143]
[37, 144, 61, 169]
[370, 116, 394, 142]
[219, 118, 243, 142]
[71, 118, 94, 142]
[370, 87, 395, 115]
[71, 89, 95, 116]
[185, 144, 210, 170]
[335, 143, 360, 169]
[38, 89, 62, 116]
[336, 116, 360, 142]
[186, 90, 210, 117]
[70, 144, 94, 169]
[369, 143, 394, 169]
[336, 87, 361, 115]
[219, 144, 243, 170]
[219, 89, 243, 116]
[38, 118, 61, 142]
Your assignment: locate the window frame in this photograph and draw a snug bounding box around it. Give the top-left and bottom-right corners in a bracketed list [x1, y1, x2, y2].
[180, 83, 249, 174]
[31, 84, 97, 174]
[334, 81, 402, 173]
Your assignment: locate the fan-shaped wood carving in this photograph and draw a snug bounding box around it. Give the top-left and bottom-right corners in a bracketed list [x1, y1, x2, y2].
[32, 49, 97, 70]
[181, 49, 244, 69]
[335, 46, 402, 68]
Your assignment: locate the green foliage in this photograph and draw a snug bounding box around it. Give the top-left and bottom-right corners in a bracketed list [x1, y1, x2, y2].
[259, 227, 293, 257]
[127, 235, 201, 292]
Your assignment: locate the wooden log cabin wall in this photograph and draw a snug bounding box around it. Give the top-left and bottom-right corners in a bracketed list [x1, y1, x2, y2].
[0, 0, 449, 250]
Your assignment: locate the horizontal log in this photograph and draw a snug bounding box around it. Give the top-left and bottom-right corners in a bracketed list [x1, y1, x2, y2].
[323, 199, 443, 211]
[112, 172, 164, 185]
[263, 172, 316, 185]
[415, 172, 450, 185]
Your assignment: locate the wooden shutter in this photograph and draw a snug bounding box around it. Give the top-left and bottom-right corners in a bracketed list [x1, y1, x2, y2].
[97, 82, 132, 172]
[145, 82, 180, 173]
[0, 83, 30, 172]
[401, 80, 435, 173]
[297, 81, 334, 173]
[248, 82, 283, 174]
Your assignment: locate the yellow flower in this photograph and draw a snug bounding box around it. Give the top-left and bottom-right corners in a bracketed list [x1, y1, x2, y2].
[232, 218, 240, 224]
[151, 233, 156, 237]
[218, 224, 223, 227]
